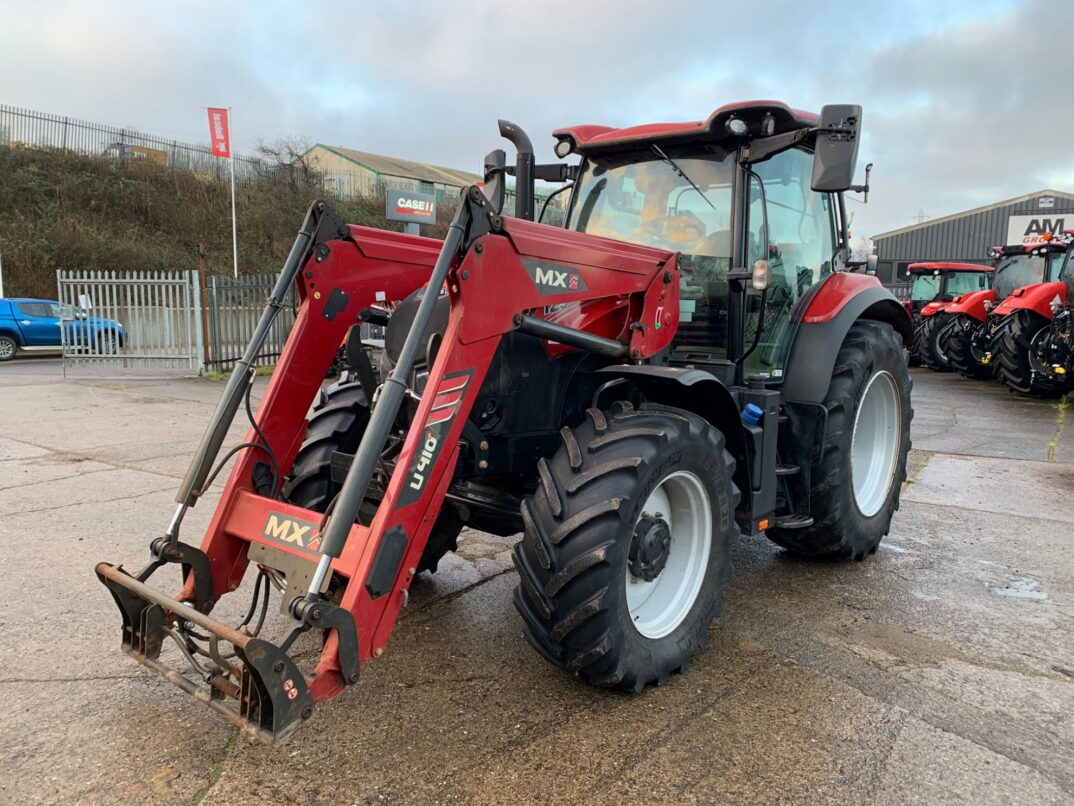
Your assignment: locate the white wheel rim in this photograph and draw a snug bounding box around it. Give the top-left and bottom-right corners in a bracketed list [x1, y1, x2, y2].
[625, 470, 711, 639]
[850, 370, 900, 517]
[0, 340, 13, 359]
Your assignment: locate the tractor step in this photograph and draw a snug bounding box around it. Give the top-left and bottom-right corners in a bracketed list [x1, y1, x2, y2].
[772, 514, 814, 529]
[775, 464, 800, 476]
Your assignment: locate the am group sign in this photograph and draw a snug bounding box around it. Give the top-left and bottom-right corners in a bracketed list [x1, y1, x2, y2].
[387, 189, 437, 226]
[1007, 214, 1069, 247]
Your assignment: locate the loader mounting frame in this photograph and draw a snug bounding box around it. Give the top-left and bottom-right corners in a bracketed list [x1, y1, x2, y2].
[95, 189, 680, 742]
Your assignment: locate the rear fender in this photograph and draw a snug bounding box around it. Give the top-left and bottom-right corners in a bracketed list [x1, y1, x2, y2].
[992, 282, 1066, 319]
[943, 289, 994, 320]
[593, 365, 750, 512]
[783, 274, 911, 405]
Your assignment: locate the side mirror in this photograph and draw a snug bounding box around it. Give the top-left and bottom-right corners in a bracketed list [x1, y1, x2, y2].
[481, 149, 506, 214]
[811, 104, 861, 192]
[867, 254, 878, 275]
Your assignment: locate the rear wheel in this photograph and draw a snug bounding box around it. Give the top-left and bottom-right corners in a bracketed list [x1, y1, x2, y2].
[283, 378, 461, 574]
[513, 403, 738, 692]
[97, 330, 119, 355]
[989, 310, 1074, 398]
[767, 320, 912, 559]
[0, 335, 16, 361]
[915, 314, 951, 371]
[942, 315, 992, 379]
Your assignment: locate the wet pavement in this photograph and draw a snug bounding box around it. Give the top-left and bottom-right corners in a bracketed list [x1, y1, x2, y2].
[0, 366, 1071, 804]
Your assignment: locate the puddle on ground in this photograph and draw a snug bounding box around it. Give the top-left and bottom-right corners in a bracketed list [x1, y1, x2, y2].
[990, 577, 1047, 601]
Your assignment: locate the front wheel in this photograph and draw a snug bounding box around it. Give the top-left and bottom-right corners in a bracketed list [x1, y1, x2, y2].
[767, 320, 912, 559]
[513, 403, 739, 692]
[942, 315, 993, 379]
[915, 313, 952, 371]
[0, 335, 17, 361]
[990, 310, 1074, 398]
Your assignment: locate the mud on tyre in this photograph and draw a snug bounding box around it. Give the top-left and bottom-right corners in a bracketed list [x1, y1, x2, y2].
[513, 402, 739, 692]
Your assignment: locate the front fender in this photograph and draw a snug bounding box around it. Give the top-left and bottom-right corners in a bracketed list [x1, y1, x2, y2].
[782, 273, 911, 404]
[943, 289, 994, 320]
[992, 282, 1066, 319]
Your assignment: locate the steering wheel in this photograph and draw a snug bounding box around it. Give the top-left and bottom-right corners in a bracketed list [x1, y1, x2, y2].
[637, 215, 706, 251]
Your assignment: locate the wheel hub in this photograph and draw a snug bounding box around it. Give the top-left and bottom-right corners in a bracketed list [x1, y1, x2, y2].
[629, 513, 672, 582]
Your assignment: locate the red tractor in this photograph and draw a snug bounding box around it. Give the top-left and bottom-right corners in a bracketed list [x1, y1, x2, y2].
[95, 102, 912, 743]
[940, 241, 1066, 380]
[905, 262, 992, 370]
[985, 231, 1074, 397]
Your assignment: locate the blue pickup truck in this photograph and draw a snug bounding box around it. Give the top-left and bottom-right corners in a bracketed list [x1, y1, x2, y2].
[0, 298, 126, 361]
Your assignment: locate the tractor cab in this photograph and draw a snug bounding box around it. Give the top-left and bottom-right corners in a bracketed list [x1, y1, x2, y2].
[552, 102, 869, 383]
[907, 262, 991, 313]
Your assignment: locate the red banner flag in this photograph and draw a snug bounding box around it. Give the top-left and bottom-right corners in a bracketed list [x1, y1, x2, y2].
[207, 107, 231, 158]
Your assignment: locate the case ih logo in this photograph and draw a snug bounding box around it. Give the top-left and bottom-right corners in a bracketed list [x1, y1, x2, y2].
[394, 198, 434, 218]
[522, 258, 588, 295]
[261, 512, 322, 554]
[398, 370, 473, 507]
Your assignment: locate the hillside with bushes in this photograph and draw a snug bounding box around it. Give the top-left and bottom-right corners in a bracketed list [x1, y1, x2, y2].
[0, 146, 452, 299]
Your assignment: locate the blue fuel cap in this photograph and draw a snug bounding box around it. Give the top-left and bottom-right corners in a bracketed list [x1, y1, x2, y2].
[740, 403, 764, 426]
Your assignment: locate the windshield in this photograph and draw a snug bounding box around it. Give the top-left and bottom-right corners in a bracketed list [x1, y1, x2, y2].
[992, 254, 1046, 299]
[569, 149, 736, 361]
[910, 274, 941, 302]
[945, 271, 989, 297]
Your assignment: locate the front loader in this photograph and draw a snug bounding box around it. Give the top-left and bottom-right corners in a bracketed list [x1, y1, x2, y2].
[96, 102, 912, 743]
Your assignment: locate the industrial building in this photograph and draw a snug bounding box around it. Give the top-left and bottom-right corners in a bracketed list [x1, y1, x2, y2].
[872, 189, 1074, 287]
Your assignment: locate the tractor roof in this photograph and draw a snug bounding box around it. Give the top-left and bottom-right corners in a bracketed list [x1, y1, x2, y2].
[990, 231, 1074, 258]
[553, 101, 819, 155]
[908, 262, 992, 274]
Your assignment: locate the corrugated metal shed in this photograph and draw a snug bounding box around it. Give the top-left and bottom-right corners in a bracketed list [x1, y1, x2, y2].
[872, 188, 1074, 284]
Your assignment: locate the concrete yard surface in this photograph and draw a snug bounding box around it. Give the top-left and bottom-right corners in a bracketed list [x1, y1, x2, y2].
[0, 366, 1071, 804]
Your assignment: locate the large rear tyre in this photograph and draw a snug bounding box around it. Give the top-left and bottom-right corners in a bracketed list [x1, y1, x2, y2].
[942, 315, 993, 379]
[767, 320, 912, 560]
[914, 313, 952, 371]
[513, 403, 739, 692]
[283, 378, 460, 574]
[989, 310, 1074, 398]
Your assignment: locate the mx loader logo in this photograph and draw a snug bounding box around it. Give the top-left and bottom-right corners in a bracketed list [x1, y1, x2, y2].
[523, 258, 588, 295]
[261, 512, 322, 554]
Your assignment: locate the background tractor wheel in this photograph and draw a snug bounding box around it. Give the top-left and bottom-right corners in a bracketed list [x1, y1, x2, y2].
[284, 378, 461, 574]
[513, 403, 739, 692]
[767, 320, 912, 560]
[915, 314, 952, 371]
[942, 315, 993, 379]
[989, 310, 1074, 398]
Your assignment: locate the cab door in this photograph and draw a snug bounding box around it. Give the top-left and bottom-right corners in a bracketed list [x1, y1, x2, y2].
[743, 147, 839, 379]
[14, 301, 62, 346]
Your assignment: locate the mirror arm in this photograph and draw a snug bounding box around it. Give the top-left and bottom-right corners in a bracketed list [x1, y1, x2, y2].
[847, 162, 873, 203]
[741, 128, 811, 164]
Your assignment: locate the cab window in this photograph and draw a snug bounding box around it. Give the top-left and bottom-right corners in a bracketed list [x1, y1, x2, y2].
[744, 147, 837, 378]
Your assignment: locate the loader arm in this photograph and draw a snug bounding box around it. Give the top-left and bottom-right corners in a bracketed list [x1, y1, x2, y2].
[96, 190, 679, 741]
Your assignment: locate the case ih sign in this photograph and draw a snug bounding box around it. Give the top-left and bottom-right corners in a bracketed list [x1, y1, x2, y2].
[387, 189, 437, 227]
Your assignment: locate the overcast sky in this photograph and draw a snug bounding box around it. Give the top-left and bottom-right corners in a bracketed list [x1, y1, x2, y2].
[2, 0, 1071, 236]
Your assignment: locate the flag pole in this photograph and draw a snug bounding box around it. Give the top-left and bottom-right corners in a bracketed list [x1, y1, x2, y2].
[228, 107, 238, 278]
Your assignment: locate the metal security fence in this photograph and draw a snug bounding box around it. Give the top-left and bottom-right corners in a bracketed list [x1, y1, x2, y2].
[206, 275, 296, 371]
[1, 105, 266, 183]
[56, 270, 201, 370]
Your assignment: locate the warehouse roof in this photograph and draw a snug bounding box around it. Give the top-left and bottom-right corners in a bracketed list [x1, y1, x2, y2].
[307, 144, 482, 188]
[873, 188, 1074, 240]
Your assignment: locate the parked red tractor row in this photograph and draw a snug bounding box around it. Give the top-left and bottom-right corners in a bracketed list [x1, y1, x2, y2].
[905, 262, 992, 370]
[935, 235, 1073, 396]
